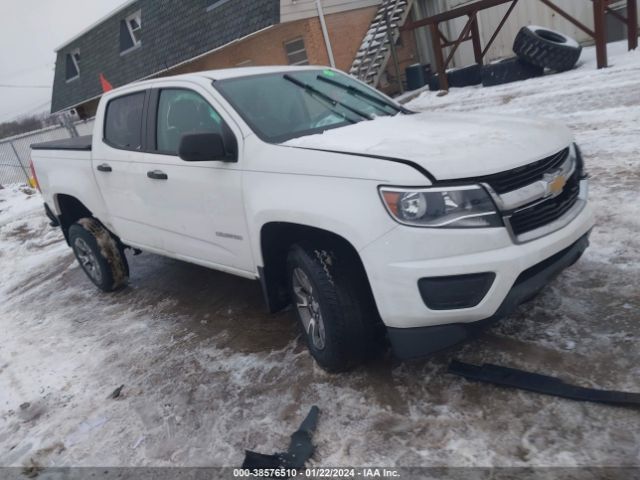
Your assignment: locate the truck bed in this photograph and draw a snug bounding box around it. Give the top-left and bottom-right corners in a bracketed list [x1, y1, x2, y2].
[31, 135, 93, 151]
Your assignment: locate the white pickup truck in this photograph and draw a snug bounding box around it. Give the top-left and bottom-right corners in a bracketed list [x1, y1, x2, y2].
[30, 66, 594, 371]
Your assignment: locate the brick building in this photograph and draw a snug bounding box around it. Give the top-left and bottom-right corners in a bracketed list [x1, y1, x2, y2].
[51, 0, 419, 118]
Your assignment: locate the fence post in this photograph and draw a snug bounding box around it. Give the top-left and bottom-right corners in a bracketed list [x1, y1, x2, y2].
[9, 141, 30, 183]
[61, 113, 79, 138]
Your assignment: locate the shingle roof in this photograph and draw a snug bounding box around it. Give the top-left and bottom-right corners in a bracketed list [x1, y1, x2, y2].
[51, 0, 280, 113]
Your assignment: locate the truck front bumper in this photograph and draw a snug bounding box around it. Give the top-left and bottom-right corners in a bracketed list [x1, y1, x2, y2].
[386, 232, 590, 359]
[359, 195, 594, 359]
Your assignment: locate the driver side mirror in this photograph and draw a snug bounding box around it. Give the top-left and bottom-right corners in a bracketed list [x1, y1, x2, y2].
[178, 133, 236, 162]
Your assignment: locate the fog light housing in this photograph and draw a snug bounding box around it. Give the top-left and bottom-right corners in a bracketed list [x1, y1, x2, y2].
[418, 273, 496, 310]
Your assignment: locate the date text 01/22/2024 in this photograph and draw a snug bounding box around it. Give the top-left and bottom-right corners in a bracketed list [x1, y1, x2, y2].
[233, 468, 401, 477]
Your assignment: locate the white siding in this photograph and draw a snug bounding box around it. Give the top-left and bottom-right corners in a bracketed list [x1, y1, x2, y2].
[280, 0, 382, 23]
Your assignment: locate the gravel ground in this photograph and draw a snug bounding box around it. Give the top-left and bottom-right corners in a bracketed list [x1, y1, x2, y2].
[0, 42, 638, 470]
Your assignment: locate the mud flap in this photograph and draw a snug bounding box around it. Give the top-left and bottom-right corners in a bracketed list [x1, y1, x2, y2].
[243, 406, 320, 472]
[449, 361, 640, 408]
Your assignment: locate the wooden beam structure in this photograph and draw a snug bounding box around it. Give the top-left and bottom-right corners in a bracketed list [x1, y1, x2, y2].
[403, 0, 639, 91]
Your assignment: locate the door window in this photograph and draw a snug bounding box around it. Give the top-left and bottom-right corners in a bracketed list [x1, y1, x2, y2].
[104, 92, 145, 150]
[156, 89, 224, 155]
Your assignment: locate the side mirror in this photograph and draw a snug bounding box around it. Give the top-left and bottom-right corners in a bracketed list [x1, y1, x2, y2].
[178, 133, 235, 162]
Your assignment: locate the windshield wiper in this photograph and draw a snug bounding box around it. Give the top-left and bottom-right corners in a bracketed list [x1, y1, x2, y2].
[316, 75, 408, 115]
[283, 74, 372, 122]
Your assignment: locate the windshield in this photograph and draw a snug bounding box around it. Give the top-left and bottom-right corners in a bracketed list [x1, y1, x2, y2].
[214, 69, 403, 143]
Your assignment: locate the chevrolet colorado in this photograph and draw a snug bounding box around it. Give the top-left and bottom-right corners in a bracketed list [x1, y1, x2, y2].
[30, 66, 594, 371]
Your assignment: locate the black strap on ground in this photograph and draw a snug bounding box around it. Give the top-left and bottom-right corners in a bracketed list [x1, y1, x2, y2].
[243, 405, 320, 474]
[449, 360, 640, 408]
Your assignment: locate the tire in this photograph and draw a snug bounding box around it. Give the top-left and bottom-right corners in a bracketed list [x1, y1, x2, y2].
[428, 64, 482, 91]
[447, 64, 482, 88]
[68, 218, 129, 292]
[286, 243, 381, 372]
[513, 25, 582, 72]
[481, 57, 544, 87]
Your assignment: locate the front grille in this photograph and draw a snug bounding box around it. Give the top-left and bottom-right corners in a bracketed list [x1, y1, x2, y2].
[476, 148, 570, 194]
[509, 171, 581, 236]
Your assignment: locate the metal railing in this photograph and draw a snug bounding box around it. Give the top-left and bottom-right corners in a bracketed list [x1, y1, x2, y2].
[0, 119, 94, 186]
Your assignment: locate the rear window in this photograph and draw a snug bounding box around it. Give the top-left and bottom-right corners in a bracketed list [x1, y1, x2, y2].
[104, 92, 145, 150]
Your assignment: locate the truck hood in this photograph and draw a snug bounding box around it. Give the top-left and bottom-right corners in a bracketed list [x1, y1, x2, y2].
[284, 112, 573, 180]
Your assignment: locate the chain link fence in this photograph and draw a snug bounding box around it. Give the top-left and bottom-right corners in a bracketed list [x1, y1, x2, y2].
[0, 119, 94, 186]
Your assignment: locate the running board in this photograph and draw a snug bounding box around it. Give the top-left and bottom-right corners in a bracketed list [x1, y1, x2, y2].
[449, 360, 640, 408]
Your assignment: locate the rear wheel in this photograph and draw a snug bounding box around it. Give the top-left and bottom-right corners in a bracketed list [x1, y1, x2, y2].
[69, 218, 129, 292]
[286, 243, 381, 372]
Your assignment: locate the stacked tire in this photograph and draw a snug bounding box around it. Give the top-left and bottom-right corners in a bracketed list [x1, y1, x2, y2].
[428, 25, 582, 90]
[482, 25, 582, 87]
[513, 25, 582, 72]
[481, 57, 544, 87]
[429, 64, 482, 91]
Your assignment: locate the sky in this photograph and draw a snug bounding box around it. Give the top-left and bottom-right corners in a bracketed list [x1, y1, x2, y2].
[0, 0, 128, 123]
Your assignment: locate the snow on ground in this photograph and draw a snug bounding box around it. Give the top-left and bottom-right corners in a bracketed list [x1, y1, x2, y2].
[1, 41, 639, 470]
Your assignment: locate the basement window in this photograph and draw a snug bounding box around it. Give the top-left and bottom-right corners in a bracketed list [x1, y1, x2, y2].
[65, 49, 80, 81]
[285, 38, 309, 66]
[120, 10, 142, 53]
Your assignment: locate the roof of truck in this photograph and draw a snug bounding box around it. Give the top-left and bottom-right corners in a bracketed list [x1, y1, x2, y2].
[126, 65, 333, 89]
[201, 65, 330, 81]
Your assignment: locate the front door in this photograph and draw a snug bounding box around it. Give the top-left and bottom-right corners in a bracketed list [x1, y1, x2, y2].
[138, 86, 254, 275]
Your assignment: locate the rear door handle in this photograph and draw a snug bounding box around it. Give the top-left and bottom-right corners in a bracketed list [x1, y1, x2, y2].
[97, 163, 112, 172]
[147, 170, 168, 180]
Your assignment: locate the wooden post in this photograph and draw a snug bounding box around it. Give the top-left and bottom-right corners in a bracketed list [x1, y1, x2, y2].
[429, 22, 449, 91]
[593, 0, 608, 68]
[628, 0, 638, 50]
[470, 12, 483, 65]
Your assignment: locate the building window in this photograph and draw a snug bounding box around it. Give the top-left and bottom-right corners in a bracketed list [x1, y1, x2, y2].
[120, 10, 141, 53]
[65, 49, 80, 81]
[284, 38, 309, 66]
[206, 0, 232, 12]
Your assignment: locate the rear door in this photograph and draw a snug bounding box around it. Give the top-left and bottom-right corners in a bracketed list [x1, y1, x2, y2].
[138, 85, 254, 275]
[92, 89, 162, 249]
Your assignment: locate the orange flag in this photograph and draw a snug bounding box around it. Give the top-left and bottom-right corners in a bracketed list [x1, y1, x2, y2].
[99, 73, 113, 92]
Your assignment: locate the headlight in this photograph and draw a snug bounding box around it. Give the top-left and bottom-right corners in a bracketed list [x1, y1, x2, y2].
[380, 185, 502, 228]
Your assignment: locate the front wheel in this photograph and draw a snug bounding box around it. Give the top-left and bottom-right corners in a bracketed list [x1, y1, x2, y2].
[286, 243, 380, 372]
[68, 218, 129, 292]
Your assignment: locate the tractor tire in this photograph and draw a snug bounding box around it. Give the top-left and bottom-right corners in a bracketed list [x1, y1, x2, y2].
[513, 25, 582, 72]
[447, 64, 482, 88]
[428, 64, 482, 91]
[481, 57, 544, 87]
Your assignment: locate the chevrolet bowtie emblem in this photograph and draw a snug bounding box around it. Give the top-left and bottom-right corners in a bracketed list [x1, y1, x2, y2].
[544, 173, 566, 197]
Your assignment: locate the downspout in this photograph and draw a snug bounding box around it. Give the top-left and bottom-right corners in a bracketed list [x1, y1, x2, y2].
[315, 0, 336, 67]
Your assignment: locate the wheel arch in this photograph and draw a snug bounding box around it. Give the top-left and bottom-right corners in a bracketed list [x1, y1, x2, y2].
[259, 222, 376, 314]
[54, 194, 93, 244]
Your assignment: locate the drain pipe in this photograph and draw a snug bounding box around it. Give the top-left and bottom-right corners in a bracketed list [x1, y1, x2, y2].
[316, 0, 336, 68]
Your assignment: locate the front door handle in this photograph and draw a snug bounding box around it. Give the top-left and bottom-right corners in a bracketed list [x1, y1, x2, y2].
[147, 170, 168, 180]
[97, 163, 112, 172]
